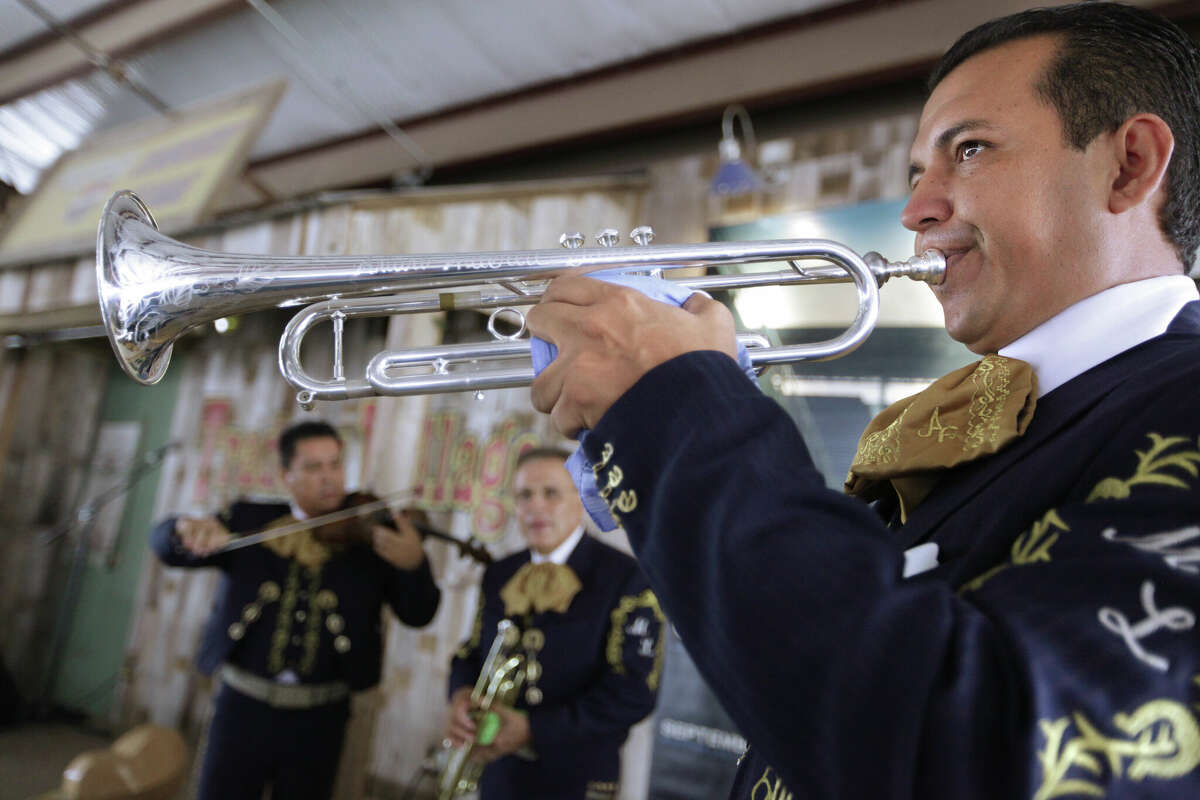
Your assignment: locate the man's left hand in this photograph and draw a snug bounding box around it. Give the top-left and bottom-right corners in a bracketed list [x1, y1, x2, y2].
[471, 705, 532, 764]
[372, 514, 426, 570]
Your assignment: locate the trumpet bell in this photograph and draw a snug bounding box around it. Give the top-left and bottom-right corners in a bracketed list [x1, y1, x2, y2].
[97, 190, 176, 384]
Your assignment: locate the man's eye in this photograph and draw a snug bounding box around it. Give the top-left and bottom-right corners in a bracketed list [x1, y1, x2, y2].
[957, 141, 986, 161]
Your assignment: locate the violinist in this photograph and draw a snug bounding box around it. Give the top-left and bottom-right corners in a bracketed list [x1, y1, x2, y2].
[149, 420, 440, 800]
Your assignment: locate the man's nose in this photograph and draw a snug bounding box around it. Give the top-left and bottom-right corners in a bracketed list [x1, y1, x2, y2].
[900, 171, 952, 233]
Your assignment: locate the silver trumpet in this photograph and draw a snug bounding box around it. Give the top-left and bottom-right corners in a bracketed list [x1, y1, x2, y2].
[97, 190, 945, 407]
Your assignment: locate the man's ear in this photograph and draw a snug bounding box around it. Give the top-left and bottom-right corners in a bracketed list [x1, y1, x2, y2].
[1110, 113, 1174, 214]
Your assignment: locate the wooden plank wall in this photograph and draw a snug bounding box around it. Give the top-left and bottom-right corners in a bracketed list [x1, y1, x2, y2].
[0, 340, 109, 701]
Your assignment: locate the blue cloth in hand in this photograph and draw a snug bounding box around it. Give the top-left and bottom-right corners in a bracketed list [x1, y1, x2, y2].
[530, 271, 758, 531]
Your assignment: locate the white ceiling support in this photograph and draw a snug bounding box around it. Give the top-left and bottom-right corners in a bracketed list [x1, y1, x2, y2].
[0, 0, 247, 105]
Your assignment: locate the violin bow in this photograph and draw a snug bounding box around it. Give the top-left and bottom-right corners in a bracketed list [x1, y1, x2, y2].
[211, 490, 415, 553]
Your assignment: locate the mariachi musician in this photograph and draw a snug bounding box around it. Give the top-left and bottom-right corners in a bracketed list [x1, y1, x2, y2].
[149, 419, 440, 800]
[445, 447, 664, 800]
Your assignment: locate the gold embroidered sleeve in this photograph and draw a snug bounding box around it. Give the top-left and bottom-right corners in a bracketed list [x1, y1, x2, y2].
[605, 589, 667, 690]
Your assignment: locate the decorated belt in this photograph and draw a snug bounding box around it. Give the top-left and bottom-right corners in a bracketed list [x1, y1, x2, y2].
[220, 664, 349, 710]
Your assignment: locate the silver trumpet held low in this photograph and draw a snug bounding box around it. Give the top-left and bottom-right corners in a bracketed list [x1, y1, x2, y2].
[97, 190, 945, 406]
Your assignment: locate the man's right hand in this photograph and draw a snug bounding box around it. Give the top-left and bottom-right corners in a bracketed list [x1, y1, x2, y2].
[527, 275, 738, 437]
[446, 686, 477, 747]
[174, 517, 232, 555]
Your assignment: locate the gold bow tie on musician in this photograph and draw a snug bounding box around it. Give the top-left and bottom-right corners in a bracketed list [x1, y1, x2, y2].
[500, 562, 583, 616]
[845, 355, 1038, 521]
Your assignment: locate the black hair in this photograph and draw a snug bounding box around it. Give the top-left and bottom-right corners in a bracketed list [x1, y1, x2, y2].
[278, 420, 341, 469]
[929, 2, 1200, 266]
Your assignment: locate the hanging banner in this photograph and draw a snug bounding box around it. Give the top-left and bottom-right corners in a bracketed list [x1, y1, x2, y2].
[0, 80, 284, 266]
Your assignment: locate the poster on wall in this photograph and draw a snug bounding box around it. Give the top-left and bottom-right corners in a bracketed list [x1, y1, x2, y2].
[0, 80, 284, 266]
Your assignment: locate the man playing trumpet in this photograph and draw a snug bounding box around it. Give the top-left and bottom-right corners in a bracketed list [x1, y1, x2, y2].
[528, 2, 1200, 798]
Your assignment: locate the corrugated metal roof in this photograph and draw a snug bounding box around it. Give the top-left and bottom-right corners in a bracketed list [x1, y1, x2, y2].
[0, 0, 844, 193]
[0, 71, 116, 192]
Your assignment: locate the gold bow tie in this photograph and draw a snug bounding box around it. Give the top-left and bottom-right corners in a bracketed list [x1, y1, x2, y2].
[262, 515, 333, 568]
[844, 354, 1037, 522]
[500, 562, 582, 617]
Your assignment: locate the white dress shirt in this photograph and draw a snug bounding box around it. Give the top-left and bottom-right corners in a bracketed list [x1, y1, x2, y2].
[998, 275, 1198, 397]
[530, 525, 585, 565]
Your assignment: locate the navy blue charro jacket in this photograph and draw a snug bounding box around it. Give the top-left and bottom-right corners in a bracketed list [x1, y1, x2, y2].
[448, 533, 664, 800]
[151, 500, 440, 692]
[583, 303, 1200, 799]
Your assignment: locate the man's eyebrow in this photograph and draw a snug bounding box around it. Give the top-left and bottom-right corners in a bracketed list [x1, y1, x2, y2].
[908, 119, 993, 185]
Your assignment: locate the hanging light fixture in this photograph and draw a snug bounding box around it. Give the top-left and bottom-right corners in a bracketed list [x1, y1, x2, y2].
[711, 104, 764, 196]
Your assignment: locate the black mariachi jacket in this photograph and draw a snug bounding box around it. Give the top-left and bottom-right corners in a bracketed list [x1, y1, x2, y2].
[448, 533, 663, 800]
[150, 499, 440, 692]
[584, 302, 1200, 800]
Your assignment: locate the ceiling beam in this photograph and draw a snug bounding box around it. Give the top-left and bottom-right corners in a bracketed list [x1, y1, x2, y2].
[236, 0, 1171, 204]
[0, 0, 250, 106]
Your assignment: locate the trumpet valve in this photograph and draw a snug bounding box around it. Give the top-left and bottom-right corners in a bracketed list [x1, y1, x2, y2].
[631, 226, 655, 246]
[595, 228, 620, 247]
[558, 232, 584, 249]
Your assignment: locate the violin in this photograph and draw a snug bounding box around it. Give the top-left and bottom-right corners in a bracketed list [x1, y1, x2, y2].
[311, 492, 493, 566]
[310, 491, 393, 547]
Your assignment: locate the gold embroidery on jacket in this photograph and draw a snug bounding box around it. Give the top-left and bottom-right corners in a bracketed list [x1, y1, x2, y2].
[960, 509, 1067, 593]
[599, 465, 624, 500]
[606, 590, 666, 689]
[962, 433, 1200, 593]
[595, 442, 614, 471]
[750, 767, 794, 800]
[1035, 700, 1200, 800]
[585, 780, 618, 799]
[269, 561, 301, 673]
[614, 490, 637, 513]
[269, 561, 325, 675]
[300, 576, 326, 674]
[1088, 434, 1200, 503]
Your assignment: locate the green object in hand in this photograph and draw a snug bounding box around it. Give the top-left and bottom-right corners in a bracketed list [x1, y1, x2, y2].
[476, 711, 501, 746]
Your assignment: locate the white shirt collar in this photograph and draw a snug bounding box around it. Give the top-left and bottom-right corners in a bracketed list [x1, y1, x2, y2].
[289, 501, 309, 521]
[530, 525, 585, 565]
[998, 275, 1197, 397]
